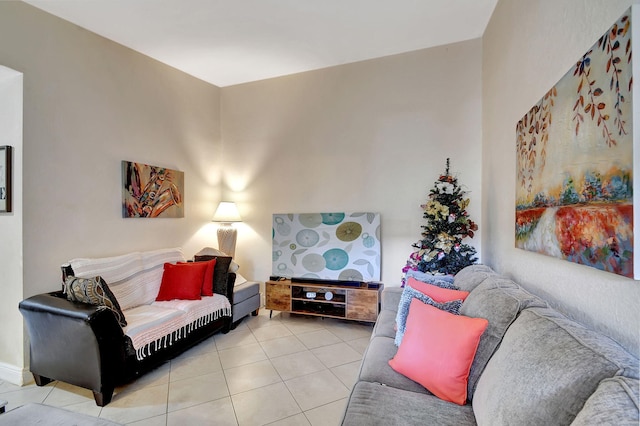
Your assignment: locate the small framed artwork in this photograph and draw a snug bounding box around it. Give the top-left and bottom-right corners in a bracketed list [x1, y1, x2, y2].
[0, 146, 12, 213]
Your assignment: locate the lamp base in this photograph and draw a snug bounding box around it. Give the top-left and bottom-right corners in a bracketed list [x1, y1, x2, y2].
[217, 226, 237, 258]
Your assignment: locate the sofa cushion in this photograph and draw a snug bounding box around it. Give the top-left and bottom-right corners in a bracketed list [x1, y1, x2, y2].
[380, 287, 402, 312]
[342, 380, 476, 426]
[407, 277, 469, 303]
[371, 309, 397, 339]
[460, 276, 547, 400]
[406, 269, 457, 289]
[389, 300, 488, 405]
[473, 307, 639, 425]
[156, 262, 206, 301]
[453, 264, 497, 292]
[126, 295, 231, 360]
[195, 247, 240, 272]
[394, 285, 462, 346]
[358, 335, 432, 395]
[194, 254, 232, 295]
[571, 376, 639, 425]
[178, 259, 216, 296]
[63, 275, 127, 327]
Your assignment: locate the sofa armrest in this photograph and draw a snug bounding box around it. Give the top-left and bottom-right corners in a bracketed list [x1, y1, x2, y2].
[381, 287, 403, 312]
[224, 272, 237, 306]
[18, 291, 127, 405]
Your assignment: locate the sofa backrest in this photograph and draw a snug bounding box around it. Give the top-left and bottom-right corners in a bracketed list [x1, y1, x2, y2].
[453, 264, 498, 293]
[472, 306, 639, 425]
[460, 275, 547, 401]
[570, 376, 639, 425]
[65, 248, 185, 311]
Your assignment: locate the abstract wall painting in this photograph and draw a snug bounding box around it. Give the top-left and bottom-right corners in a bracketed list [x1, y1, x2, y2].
[272, 212, 381, 281]
[516, 8, 636, 279]
[122, 160, 184, 218]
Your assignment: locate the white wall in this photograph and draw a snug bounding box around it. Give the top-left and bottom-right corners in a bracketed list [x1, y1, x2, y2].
[0, 66, 24, 383]
[0, 1, 223, 382]
[483, 0, 639, 357]
[221, 40, 483, 287]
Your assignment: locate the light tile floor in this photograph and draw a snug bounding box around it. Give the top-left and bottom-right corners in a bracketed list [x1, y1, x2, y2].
[0, 310, 373, 425]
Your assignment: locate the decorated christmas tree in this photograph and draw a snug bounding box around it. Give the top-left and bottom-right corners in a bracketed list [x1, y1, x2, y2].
[403, 159, 478, 279]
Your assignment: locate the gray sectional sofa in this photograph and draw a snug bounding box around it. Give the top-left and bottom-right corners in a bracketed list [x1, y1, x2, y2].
[341, 265, 640, 425]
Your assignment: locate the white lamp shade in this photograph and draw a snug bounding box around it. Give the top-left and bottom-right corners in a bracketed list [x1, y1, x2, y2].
[212, 202, 242, 223]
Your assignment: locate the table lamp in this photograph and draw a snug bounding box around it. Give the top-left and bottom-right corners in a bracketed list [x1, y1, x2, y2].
[212, 201, 242, 257]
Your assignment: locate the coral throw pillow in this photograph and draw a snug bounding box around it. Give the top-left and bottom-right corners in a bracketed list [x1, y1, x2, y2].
[407, 276, 470, 303]
[156, 262, 206, 301]
[180, 259, 216, 296]
[389, 299, 488, 405]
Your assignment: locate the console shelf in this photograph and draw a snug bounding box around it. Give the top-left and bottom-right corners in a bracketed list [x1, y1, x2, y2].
[266, 279, 382, 322]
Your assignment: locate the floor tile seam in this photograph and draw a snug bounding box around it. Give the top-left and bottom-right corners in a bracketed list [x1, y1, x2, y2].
[302, 396, 348, 417]
[319, 357, 364, 370]
[215, 341, 261, 353]
[294, 325, 342, 339]
[0, 381, 52, 396]
[225, 377, 286, 397]
[281, 365, 338, 386]
[164, 393, 232, 415]
[170, 344, 219, 362]
[252, 332, 296, 344]
[217, 343, 267, 361]
[228, 381, 303, 424]
[264, 412, 309, 426]
[280, 322, 326, 335]
[6, 382, 56, 410]
[268, 348, 324, 369]
[256, 334, 308, 358]
[282, 376, 347, 413]
[108, 378, 170, 412]
[221, 356, 277, 375]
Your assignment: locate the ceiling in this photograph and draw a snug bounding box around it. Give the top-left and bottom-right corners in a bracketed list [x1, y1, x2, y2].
[24, 0, 498, 87]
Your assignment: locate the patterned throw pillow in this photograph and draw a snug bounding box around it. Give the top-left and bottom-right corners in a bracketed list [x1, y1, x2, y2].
[394, 285, 462, 346]
[63, 276, 127, 327]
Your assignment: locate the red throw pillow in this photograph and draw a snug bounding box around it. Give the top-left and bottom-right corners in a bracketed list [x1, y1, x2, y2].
[156, 262, 206, 301]
[407, 276, 470, 303]
[389, 299, 488, 405]
[200, 259, 216, 296]
[179, 259, 216, 296]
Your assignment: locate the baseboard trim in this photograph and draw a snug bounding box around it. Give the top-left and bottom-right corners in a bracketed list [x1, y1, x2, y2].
[0, 361, 32, 386]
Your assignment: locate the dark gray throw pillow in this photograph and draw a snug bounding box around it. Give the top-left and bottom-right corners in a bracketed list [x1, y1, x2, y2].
[194, 255, 232, 295]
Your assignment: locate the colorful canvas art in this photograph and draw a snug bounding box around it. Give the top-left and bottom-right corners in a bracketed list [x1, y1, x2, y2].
[122, 160, 184, 218]
[515, 9, 635, 278]
[272, 212, 381, 281]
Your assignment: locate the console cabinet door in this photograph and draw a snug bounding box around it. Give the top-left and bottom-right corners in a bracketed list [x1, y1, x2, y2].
[346, 290, 378, 321]
[266, 282, 291, 311]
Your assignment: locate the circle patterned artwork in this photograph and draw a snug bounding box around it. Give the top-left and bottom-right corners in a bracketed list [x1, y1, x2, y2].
[362, 233, 375, 248]
[336, 222, 362, 242]
[302, 253, 326, 272]
[321, 213, 345, 225]
[339, 269, 364, 281]
[296, 229, 320, 247]
[323, 248, 349, 270]
[272, 212, 381, 281]
[299, 213, 323, 228]
[274, 216, 291, 236]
